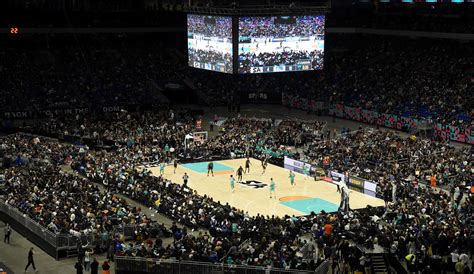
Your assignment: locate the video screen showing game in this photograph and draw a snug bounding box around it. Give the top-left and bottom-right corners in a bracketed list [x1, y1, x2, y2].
[238, 15, 325, 74]
[187, 14, 233, 73]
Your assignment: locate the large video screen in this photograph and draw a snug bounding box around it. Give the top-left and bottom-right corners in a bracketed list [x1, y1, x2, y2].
[238, 15, 325, 74]
[187, 14, 233, 73]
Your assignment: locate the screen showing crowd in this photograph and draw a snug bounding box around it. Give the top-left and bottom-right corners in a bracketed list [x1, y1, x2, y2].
[238, 15, 325, 74]
[187, 14, 233, 73]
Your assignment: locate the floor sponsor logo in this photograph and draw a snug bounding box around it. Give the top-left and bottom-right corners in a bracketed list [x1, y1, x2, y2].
[238, 180, 268, 189]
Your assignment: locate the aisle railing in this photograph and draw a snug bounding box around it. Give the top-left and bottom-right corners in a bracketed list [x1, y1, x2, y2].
[115, 256, 330, 274]
[0, 198, 99, 259]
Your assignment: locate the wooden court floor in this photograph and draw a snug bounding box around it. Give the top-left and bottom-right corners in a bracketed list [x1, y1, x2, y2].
[147, 158, 385, 218]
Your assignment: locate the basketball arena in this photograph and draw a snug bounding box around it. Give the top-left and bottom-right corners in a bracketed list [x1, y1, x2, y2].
[0, 1, 472, 274]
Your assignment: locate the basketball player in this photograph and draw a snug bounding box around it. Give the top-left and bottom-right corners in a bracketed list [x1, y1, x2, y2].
[229, 175, 235, 193]
[303, 164, 309, 180]
[261, 158, 268, 175]
[159, 161, 165, 175]
[173, 159, 178, 174]
[269, 178, 276, 199]
[236, 166, 244, 182]
[289, 171, 296, 187]
[207, 161, 214, 177]
[244, 157, 252, 174]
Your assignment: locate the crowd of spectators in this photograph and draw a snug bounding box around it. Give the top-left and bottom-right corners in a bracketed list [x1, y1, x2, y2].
[188, 48, 233, 74]
[0, 135, 154, 238]
[187, 117, 325, 159]
[239, 16, 325, 38]
[327, 11, 474, 34]
[36, 110, 189, 148]
[274, 35, 474, 129]
[187, 15, 232, 39]
[239, 50, 324, 73]
[301, 128, 472, 188]
[0, 134, 78, 167]
[330, 39, 472, 126]
[1, 33, 471, 130]
[0, 34, 181, 113]
[3, 165, 150, 236]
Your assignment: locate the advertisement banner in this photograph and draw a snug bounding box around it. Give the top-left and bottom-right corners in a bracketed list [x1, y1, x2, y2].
[2, 105, 128, 119]
[3, 107, 90, 119]
[349, 176, 365, 188]
[284, 156, 380, 196]
[281, 94, 327, 112]
[348, 175, 377, 192]
[364, 180, 377, 193]
[283, 156, 312, 175]
[363, 188, 377, 197]
[330, 173, 377, 192]
[346, 104, 471, 144]
[329, 170, 345, 183]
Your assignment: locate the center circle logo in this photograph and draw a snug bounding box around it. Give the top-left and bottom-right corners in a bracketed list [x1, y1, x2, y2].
[238, 180, 268, 189]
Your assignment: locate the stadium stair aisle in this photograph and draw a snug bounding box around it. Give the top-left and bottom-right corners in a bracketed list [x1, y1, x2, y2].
[371, 253, 388, 274]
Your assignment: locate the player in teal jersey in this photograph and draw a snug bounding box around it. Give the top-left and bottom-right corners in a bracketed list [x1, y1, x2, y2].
[270, 178, 276, 199]
[159, 162, 165, 175]
[289, 171, 296, 187]
[229, 175, 236, 193]
[303, 165, 309, 180]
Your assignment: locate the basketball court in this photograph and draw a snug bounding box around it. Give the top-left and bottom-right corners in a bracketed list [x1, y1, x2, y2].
[239, 37, 324, 55]
[147, 158, 385, 218]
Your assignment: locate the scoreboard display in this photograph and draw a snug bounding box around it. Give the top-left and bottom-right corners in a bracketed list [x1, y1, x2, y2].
[238, 16, 325, 74]
[187, 14, 233, 73]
